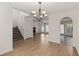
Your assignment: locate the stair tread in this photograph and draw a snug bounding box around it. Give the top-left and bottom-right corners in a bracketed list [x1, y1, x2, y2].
[13, 26, 23, 41]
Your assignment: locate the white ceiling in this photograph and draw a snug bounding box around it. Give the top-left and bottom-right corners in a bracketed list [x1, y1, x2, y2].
[11, 2, 79, 15]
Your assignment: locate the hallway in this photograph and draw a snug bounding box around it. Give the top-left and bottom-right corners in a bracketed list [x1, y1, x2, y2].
[3, 33, 78, 56]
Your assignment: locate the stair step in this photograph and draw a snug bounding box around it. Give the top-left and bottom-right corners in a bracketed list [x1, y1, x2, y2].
[13, 26, 23, 41]
[13, 32, 19, 34]
[13, 36, 22, 38]
[13, 37, 23, 39]
[13, 38, 22, 41]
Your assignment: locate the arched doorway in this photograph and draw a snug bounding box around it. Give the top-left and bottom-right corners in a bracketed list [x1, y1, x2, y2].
[60, 17, 73, 46]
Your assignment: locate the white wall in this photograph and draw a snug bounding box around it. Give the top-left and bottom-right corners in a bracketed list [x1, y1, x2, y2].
[49, 7, 79, 53]
[13, 9, 18, 27]
[0, 3, 13, 55]
[24, 16, 33, 39]
[75, 7, 79, 54]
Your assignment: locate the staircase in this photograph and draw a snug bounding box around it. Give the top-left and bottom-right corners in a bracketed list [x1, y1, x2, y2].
[13, 26, 23, 41]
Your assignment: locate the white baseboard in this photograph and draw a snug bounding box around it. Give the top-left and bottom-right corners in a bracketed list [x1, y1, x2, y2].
[0, 48, 13, 55]
[48, 39, 60, 44]
[75, 47, 79, 55]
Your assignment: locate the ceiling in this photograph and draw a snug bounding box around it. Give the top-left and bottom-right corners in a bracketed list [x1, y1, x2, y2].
[11, 2, 79, 15]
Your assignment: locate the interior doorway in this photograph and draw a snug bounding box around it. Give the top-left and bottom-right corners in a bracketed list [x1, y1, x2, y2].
[60, 17, 73, 46]
[33, 27, 36, 35]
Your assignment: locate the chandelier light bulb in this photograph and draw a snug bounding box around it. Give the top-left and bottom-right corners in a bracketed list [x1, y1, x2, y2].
[32, 11, 36, 14]
[42, 11, 46, 14]
[33, 14, 37, 17]
[44, 14, 47, 17]
[40, 15, 43, 18]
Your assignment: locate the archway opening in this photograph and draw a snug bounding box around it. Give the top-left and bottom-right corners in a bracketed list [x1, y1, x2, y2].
[60, 17, 73, 46]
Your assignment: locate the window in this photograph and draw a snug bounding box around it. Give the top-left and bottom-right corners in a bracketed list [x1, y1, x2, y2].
[60, 24, 64, 34]
[41, 24, 49, 32]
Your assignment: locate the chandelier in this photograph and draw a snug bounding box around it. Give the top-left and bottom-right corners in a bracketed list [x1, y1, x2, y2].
[32, 2, 48, 22]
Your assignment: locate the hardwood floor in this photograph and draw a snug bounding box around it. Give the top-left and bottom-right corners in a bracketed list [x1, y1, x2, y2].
[2, 33, 78, 56]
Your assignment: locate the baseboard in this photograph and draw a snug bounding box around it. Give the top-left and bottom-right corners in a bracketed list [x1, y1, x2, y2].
[24, 36, 33, 40]
[48, 40, 60, 44]
[75, 47, 79, 55]
[0, 48, 13, 56]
